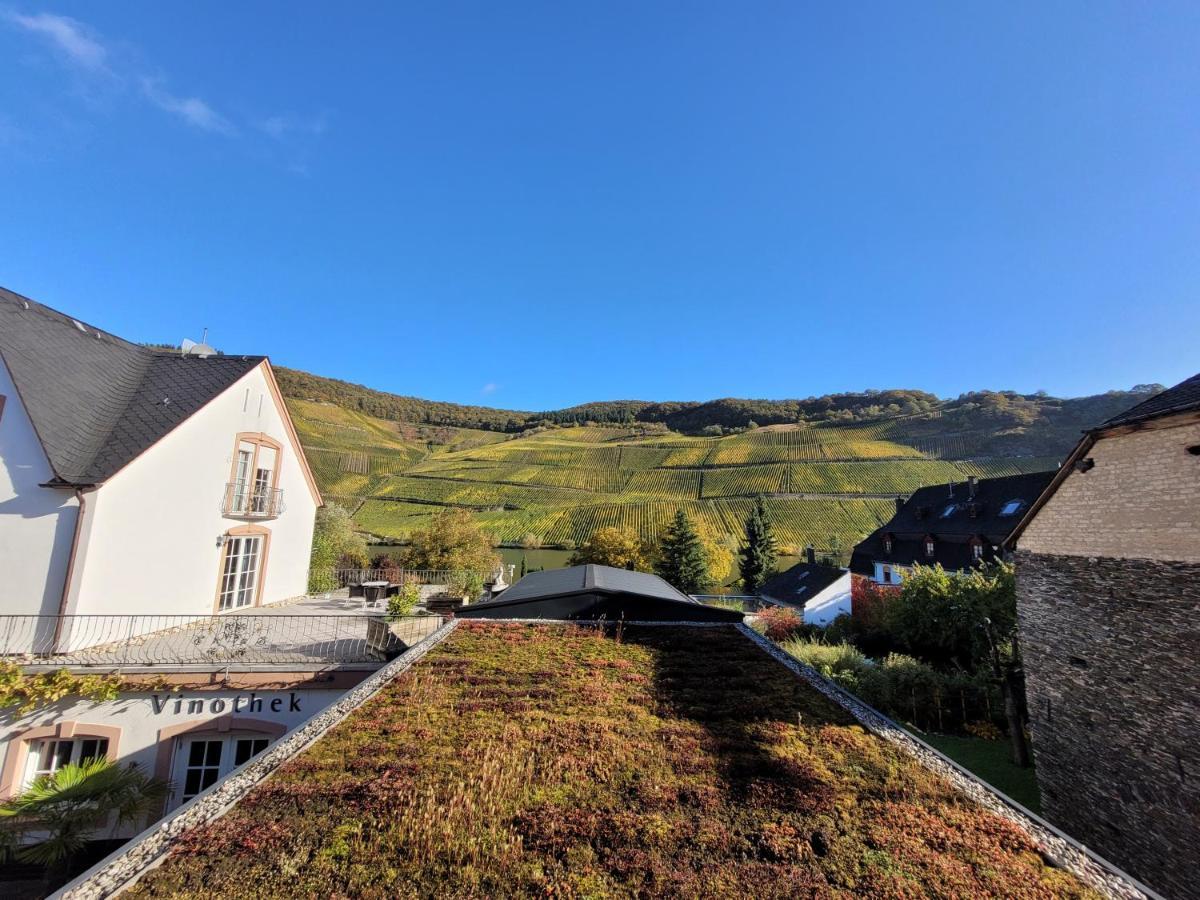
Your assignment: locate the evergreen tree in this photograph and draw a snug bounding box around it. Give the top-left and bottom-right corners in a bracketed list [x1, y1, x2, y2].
[738, 496, 778, 594]
[519, 555, 527, 578]
[654, 511, 713, 594]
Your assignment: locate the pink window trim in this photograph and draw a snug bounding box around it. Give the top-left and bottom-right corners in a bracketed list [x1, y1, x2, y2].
[154, 716, 287, 784]
[0, 721, 122, 798]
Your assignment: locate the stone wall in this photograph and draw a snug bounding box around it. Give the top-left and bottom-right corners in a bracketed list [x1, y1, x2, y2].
[1020, 420, 1200, 563]
[1016, 549, 1200, 899]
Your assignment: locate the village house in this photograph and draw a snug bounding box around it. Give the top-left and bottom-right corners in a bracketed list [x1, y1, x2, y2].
[1010, 372, 1200, 900]
[0, 287, 387, 823]
[0, 286, 322, 635]
[757, 546, 852, 624]
[848, 470, 1056, 588]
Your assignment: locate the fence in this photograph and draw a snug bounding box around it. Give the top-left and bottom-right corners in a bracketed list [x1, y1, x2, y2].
[314, 569, 461, 590]
[0, 614, 445, 667]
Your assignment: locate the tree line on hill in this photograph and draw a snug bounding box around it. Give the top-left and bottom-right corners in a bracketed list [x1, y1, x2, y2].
[277, 365, 1161, 443]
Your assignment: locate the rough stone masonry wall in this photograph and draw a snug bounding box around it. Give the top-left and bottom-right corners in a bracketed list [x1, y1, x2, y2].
[1016, 550, 1200, 900]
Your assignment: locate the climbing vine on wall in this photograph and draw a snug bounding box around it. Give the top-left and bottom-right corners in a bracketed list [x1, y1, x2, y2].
[0, 663, 123, 714]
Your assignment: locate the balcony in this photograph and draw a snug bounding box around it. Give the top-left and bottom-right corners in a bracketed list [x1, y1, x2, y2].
[222, 481, 284, 519]
[0, 606, 446, 669]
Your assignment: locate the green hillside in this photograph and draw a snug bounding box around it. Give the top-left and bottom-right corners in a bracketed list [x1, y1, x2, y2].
[281, 375, 1158, 557]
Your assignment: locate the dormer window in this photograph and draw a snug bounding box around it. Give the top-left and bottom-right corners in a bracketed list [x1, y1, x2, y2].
[999, 499, 1023, 517]
[924, 537, 936, 558]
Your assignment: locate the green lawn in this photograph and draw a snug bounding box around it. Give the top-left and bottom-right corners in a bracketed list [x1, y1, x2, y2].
[916, 733, 1042, 813]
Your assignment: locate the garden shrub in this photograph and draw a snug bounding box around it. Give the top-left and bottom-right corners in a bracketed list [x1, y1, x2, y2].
[387, 583, 421, 618]
[755, 606, 807, 642]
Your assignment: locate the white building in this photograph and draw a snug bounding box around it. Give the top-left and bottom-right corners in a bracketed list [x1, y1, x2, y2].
[0, 286, 323, 648]
[757, 549, 853, 625]
[0, 287, 402, 827]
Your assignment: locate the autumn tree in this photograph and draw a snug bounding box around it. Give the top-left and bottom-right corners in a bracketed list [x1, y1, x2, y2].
[738, 496, 778, 593]
[308, 502, 368, 592]
[654, 511, 713, 595]
[569, 526, 652, 571]
[400, 508, 499, 576]
[887, 562, 1029, 766]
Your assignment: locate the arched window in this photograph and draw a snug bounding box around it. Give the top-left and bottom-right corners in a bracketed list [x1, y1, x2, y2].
[226, 433, 283, 517]
[156, 717, 286, 809]
[0, 722, 121, 798]
[215, 524, 271, 612]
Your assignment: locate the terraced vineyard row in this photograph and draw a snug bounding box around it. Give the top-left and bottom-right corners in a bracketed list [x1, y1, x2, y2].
[288, 400, 1061, 555]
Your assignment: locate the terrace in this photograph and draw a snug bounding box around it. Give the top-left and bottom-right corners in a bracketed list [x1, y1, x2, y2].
[2, 596, 445, 671]
[77, 621, 1133, 898]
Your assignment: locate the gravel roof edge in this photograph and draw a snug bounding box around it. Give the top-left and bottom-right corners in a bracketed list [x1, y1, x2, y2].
[735, 624, 1163, 900]
[53, 619, 461, 900]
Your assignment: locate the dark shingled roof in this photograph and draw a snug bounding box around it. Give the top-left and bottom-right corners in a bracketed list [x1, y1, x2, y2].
[758, 562, 846, 607]
[1097, 373, 1200, 430]
[0, 287, 263, 485]
[458, 564, 744, 622]
[849, 470, 1057, 576]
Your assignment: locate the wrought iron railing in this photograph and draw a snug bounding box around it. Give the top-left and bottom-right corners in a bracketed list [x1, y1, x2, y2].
[317, 569, 461, 589]
[222, 481, 285, 518]
[0, 614, 444, 667]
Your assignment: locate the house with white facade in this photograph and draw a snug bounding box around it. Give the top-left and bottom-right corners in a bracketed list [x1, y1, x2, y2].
[0, 286, 322, 647]
[0, 289, 448, 857]
[757, 547, 852, 625]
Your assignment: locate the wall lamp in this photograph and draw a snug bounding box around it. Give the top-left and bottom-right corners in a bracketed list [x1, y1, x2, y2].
[216, 534, 229, 548]
[1073, 457, 1095, 473]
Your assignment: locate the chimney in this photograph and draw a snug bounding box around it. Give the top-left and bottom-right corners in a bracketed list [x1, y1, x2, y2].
[806, 545, 816, 565]
[967, 475, 977, 500]
[894, 496, 905, 515]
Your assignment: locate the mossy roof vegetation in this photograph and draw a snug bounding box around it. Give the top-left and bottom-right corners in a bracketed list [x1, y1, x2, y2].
[126, 623, 1096, 898]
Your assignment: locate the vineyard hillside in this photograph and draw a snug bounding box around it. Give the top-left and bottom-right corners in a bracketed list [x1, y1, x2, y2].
[279, 377, 1157, 562]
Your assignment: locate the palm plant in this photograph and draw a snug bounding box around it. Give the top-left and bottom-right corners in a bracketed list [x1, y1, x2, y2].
[0, 758, 169, 890]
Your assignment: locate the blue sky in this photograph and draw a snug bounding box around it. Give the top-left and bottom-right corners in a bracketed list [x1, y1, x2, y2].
[1, 2, 1197, 411]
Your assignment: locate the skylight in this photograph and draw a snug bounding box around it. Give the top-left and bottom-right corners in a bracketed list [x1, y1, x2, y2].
[1000, 499, 1023, 516]
[940, 503, 957, 518]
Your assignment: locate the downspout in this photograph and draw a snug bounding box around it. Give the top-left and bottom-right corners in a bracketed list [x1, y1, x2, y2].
[52, 487, 93, 649]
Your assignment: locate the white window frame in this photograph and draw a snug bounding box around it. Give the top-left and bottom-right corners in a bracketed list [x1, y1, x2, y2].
[172, 733, 271, 806]
[218, 535, 264, 611]
[23, 737, 109, 788]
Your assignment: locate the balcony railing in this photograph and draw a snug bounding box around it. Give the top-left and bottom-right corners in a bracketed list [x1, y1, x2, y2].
[0, 613, 444, 668]
[314, 568, 462, 590]
[222, 481, 284, 518]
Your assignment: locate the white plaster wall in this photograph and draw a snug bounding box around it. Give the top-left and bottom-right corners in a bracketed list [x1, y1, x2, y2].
[0, 359, 78, 617]
[0, 687, 345, 826]
[802, 572, 853, 625]
[69, 364, 318, 618]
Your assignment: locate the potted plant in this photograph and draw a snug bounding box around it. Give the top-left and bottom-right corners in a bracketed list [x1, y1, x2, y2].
[446, 571, 485, 604]
[365, 584, 421, 659]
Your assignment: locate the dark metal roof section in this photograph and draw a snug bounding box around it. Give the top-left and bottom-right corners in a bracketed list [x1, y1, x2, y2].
[0, 287, 263, 486]
[849, 470, 1057, 576]
[758, 562, 846, 606]
[1096, 373, 1200, 430]
[458, 564, 744, 622]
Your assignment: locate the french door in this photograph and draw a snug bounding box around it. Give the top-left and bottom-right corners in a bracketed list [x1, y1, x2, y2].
[218, 535, 263, 610]
[173, 734, 270, 805]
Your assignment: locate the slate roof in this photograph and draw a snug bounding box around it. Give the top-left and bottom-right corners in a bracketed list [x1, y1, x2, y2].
[0, 287, 263, 485]
[458, 564, 744, 622]
[849, 470, 1057, 576]
[758, 562, 847, 607]
[1097, 373, 1200, 430]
